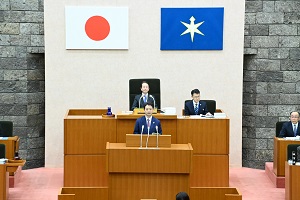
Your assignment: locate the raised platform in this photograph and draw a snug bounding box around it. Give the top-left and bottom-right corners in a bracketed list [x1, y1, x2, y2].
[265, 162, 285, 188]
[9, 166, 23, 188]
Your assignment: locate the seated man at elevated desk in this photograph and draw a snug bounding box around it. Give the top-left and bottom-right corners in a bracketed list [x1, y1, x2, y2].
[278, 111, 300, 137]
[133, 103, 162, 134]
[131, 81, 156, 111]
[184, 89, 212, 116]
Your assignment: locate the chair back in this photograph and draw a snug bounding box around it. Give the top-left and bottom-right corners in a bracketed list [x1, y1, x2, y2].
[276, 121, 286, 137]
[0, 144, 5, 159]
[0, 121, 13, 137]
[129, 78, 161, 110]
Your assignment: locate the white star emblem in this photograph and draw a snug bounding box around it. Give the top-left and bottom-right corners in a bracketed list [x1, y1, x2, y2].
[180, 16, 204, 42]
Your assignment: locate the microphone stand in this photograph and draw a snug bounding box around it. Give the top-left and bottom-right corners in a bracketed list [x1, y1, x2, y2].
[138, 95, 143, 108]
[140, 125, 144, 148]
[156, 126, 159, 148]
[146, 127, 150, 148]
[150, 95, 156, 109]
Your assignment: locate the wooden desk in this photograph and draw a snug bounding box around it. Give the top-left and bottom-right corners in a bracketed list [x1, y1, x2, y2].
[0, 160, 25, 200]
[0, 136, 19, 159]
[64, 110, 116, 187]
[177, 118, 230, 186]
[106, 142, 192, 200]
[64, 109, 229, 187]
[273, 137, 300, 176]
[285, 162, 300, 200]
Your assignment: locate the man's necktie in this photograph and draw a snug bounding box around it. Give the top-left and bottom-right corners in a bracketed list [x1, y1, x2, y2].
[144, 96, 147, 103]
[147, 119, 150, 128]
[294, 125, 297, 136]
[194, 103, 198, 114]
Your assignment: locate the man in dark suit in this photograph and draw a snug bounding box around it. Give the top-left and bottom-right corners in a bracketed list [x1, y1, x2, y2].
[133, 103, 162, 134]
[184, 89, 211, 116]
[131, 81, 156, 111]
[279, 111, 300, 137]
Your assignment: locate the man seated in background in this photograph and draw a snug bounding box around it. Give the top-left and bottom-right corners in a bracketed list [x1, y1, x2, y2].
[184, 89, 211, 116]
[133, 103, 162, 134]
[131, 81, 156, 110]
[279, 111, 300, 137]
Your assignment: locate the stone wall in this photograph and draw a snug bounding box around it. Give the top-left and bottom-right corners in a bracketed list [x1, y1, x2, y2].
[1, 0, 299, 169]
[0, 0, 45, 169]
[243, 0, 300, 169]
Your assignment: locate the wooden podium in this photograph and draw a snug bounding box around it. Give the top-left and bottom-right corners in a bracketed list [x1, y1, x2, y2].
[285, 162, 300, 200]
[64, 109, 229, 187]
[106, 142, 193, 200]
[273, 137, 300, 176]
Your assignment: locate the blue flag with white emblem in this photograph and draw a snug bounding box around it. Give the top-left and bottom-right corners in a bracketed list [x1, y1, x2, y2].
[160, 8, 224, 50]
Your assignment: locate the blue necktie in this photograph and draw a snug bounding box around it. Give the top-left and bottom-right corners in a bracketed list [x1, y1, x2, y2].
[195, 103, 198, 114]
[294, 125, 297, 136]
[144, 96, 147, 103]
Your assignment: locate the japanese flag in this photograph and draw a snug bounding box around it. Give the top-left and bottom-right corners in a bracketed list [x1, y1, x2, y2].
[65, 6, 128, 49]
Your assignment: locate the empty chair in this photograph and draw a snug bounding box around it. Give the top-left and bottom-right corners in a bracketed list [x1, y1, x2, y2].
[0, 121, 13, 137]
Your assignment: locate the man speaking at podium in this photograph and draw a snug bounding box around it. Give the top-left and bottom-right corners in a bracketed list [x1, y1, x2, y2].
[133, 102, 162, 134]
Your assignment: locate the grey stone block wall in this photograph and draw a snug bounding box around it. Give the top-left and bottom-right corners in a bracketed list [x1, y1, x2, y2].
[1, 0, 299, 170]
[0, 0, 44, 169]
[243, 0, 300, 169]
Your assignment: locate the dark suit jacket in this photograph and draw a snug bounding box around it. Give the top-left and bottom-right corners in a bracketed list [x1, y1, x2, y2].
[131, 94, 156, 111]
[279, 121, 300, 137]
[133, 116, 162, 134]
[184, 100, 208, 115]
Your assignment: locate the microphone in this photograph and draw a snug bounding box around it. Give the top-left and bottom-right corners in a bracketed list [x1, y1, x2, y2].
[146, 125, 150, 148]
[140, 125, 144, 148]
[138, 95, 144, 108]
[149, 95, 155, 109]
[156, 126, 159, 148]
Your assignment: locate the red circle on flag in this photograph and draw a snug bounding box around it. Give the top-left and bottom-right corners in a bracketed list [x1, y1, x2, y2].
[85, 16, 110, 41]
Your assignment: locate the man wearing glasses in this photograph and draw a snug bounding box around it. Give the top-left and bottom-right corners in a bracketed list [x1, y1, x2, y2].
[279, 111, 300, 137]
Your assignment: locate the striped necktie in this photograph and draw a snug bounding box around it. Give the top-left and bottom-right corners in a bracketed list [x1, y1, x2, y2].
[294, 124, 297, 136]
[194, 103, 198, 114]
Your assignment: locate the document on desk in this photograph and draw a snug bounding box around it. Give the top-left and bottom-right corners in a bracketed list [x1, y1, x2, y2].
[0, 137, 8, 140]
[284, 136, 300, 141]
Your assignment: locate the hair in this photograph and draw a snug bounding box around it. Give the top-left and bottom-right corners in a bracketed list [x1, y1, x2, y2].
[144, 102, 154, 109]
[141, 81, 149, 87]
[176, 192, 190, 200]
[191, 89, 200, 96]
[290, 111, 300, 116]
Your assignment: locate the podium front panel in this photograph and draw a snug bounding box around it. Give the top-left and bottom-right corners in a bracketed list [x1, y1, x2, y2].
[109, 173, 189, 200]
[106, 143, 192, 173]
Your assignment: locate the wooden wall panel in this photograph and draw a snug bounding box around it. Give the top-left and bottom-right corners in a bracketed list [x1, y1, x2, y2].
[64, 119, 116, 154]
[64, 155, 108, 187]
[177, 118, 229, 154]
[190, 155, 229, 187]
